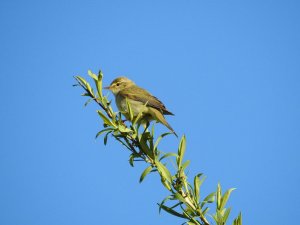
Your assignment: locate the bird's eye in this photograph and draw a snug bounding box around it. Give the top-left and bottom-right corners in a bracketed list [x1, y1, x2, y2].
[116, 82, 120, 86]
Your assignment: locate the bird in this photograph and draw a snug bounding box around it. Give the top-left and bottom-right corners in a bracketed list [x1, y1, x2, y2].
[104, 77, 177, 136]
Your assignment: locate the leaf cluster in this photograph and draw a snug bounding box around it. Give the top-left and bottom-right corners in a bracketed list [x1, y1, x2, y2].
[74, 70, 242, 225]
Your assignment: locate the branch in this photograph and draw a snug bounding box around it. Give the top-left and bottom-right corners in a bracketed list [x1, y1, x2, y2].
[74, 70, 242, 225]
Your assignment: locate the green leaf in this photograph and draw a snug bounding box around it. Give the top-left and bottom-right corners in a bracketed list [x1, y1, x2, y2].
[181, 206, 196, 220]
[181, 160, 190, 170]
[81, 92, 90, 97]
[220, 188, 236, 210]
[149, 136, 154, 155]
[223, 207, 231, 224]
[187, 219, 201, 225]
[84, 98, 92, 107]
[187, 221, 198, 225]
[154, 132, 172, 151]
[159, 152, 178, 162]
[75, 75, 93, 95]
[169, 202, 182, 209]
[95, 128, 114, 139]
[74, 75, 88, 88]
[161, 178, 172, 191]
[98, 70, 103, 80]
[201, 192, 215, 208]
[104, 131, 112, 145]
[128, 153, 140, 167]
[96, 70, 103, 100]
[217, 183, 222, 210]
[174, 192, 187, 204]
[114, 136, 132, 151]
[97, 110, 116, 127]
[202, 207, 209, 215]
[159, 204, 187, 219]
[129, 154, 135, 167]
[102, 96, 109, 108]
[118, 124, 132, 133]
[88, 70, 98, 81]
[177, 135, 186, 167]
[158, 196, 172, 213]
[233, 212, 242, 225]
[139, 166, 153, 183]
[156, 161, 173, 184]
[212, 211, 224, 224]
[126, 98, 134, 121]
[88, 70, 103, 101]
[194, 174, 200, 203]
[139, 132, 152, 157]
[151, 124, 155, 136]
[194, 174, 206, 204]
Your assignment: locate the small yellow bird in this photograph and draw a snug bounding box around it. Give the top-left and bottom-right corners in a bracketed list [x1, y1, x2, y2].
[104, 77, 177, 136]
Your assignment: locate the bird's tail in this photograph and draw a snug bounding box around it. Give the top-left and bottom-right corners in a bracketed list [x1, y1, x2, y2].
[150, 108, 178, 137]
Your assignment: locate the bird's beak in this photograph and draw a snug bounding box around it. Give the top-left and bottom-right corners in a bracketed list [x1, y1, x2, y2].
[104, 86, 111, 90]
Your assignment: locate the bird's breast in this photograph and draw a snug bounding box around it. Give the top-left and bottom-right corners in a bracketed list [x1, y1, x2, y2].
[116, 94, 149, 117]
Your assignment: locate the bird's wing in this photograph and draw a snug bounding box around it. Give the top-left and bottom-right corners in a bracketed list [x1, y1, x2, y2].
[120, 86, 174, 115]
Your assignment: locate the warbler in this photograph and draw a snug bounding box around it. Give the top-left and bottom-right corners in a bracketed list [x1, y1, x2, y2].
[104, 77, 177, 136]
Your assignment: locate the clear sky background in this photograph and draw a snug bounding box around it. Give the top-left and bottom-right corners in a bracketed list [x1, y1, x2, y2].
[1, 1, 299, 225]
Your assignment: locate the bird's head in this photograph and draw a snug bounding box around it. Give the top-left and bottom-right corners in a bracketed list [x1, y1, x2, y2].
[104, 77, 135, 95]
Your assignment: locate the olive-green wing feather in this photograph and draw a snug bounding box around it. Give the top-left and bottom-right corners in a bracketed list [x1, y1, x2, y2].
[120, 86, 174, 115]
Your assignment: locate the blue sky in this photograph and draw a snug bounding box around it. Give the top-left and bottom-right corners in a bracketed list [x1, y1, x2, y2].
[1, 0, 299, 224]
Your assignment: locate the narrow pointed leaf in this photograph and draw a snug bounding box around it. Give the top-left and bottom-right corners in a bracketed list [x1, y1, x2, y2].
[220, 188, 236, 210]
[154, 132, 172, 150]
[96, 70, 103, 100]
[118, 124, 131, 133]
[159, 204, 188, 219]
[156, 161, 172, 184]
[84, 98, 92, 107]
[97, 110, 116, 127]
[114, 136, 132, 150]
[159, 152, 178, 162]
[202, 207, 209, 215]
[181, 160, 190, 170]
[201, 192, 215, 208]
[151, 124, 155, 136]
[186, 220, 198, 225]
[149, 136, 154, 154]
[85, 80, 93, 94]
[98, 70, 103, 80]
[237, 212, 242, 225]
[102, 96, 108, 108]
[223, 207, 231, 224]
[194, 174, 201, 202]
[161, 178, 172, 191]
[174, 192, 187, 204]
[95, 128, 114, 139]
[187, 222, 198, 225]
[129, 154, 135, 167]
[104, 131, 112, 145]
[81, 92, 90, 97]
[139, 133, 152, 157]
[212, 211, 224, 224]
[75, 75, 93, 95]
[158, 196, 172, 213]
[74, 76, 88, 88]
[217, 183, 222, 210]
[126, 98, 134, 121]
[177, 135, 186, 167]
[88, 70, 98, 81]
[139, 166, 153, 183]
[170, 202, 182, 209]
